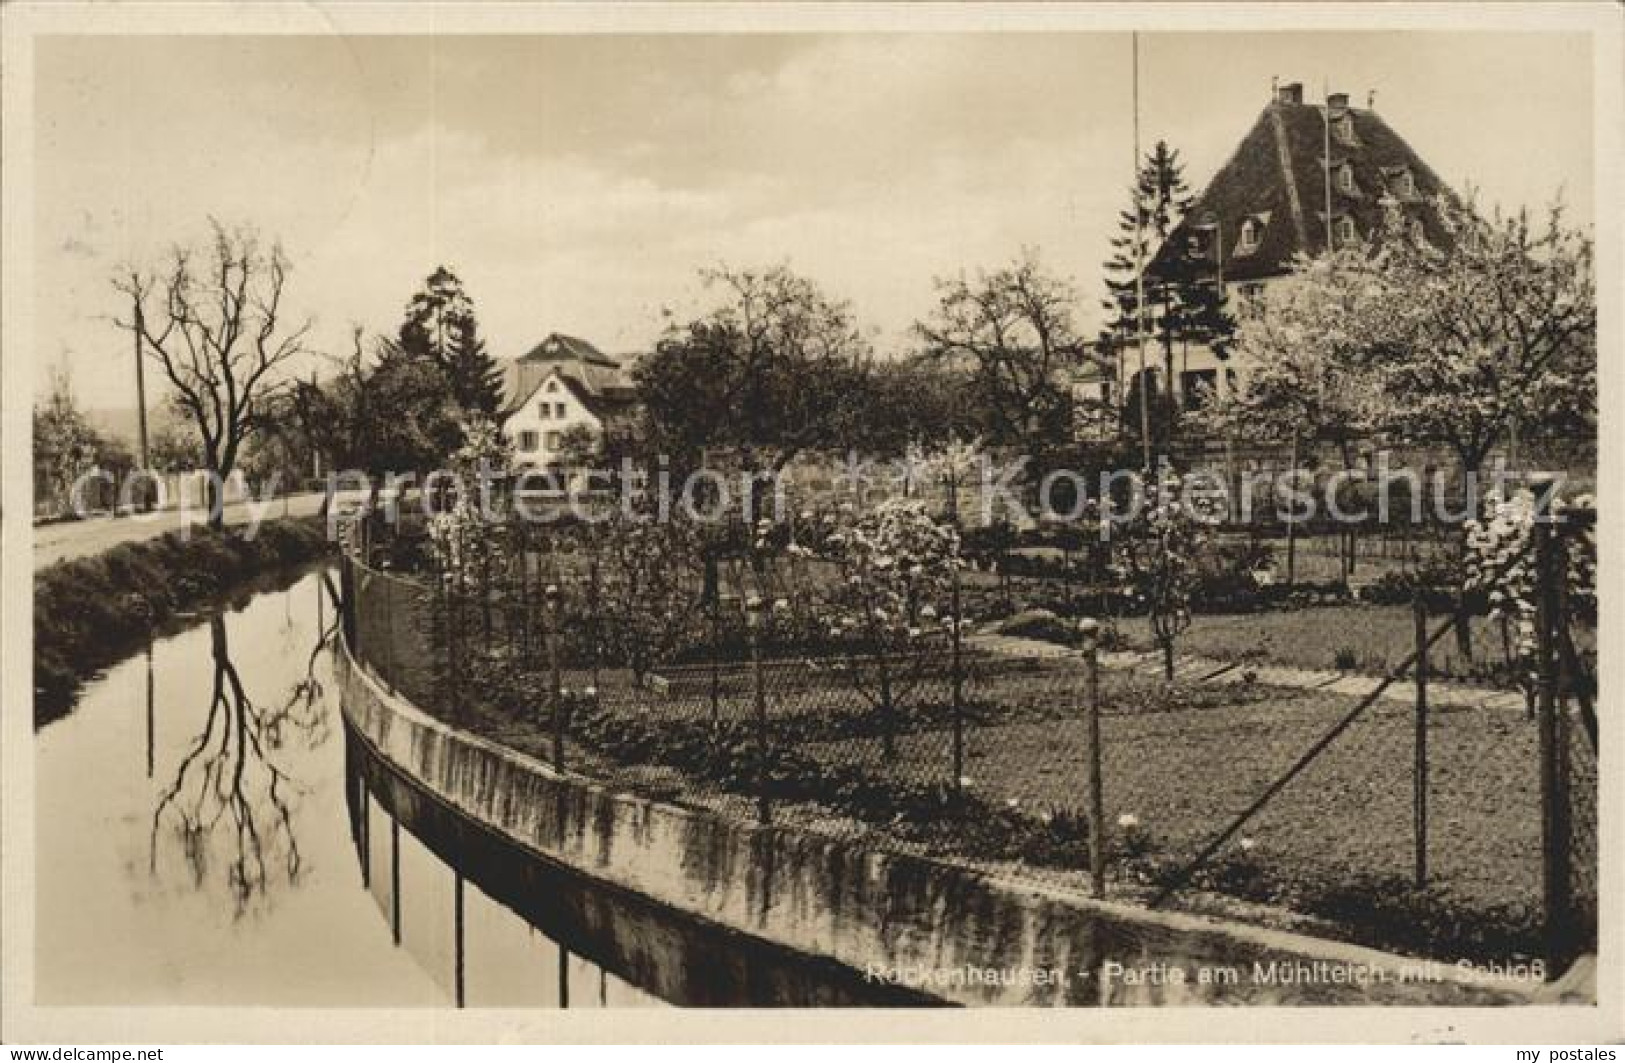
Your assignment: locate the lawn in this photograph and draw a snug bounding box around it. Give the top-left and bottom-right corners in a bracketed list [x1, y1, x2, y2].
[1117, 602, 1535, 684]
[803, 680, 1554, 913]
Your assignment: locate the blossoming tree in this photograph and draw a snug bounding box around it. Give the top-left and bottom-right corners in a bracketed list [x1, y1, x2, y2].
[1369, 199, 1596, 483]
[1199, 240, 1388, 584]
[1108, 467, 1221, 681]
[1464, 486, 1596, 720]
[804, 497, 961, 761]
[426, 416, 514, 603]
[592, 510, 706, 685]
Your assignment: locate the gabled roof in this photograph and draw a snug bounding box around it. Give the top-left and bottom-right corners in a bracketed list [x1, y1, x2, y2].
[516, 332, 621, 368]
[1149, 91, 1455, 282]
[501, 331, 640, 414]
[501, 363, 638, 422]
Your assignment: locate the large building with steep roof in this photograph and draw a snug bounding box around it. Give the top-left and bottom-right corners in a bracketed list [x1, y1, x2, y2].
[500, 332, 640, 471]
[1077, 80, 1455, 431]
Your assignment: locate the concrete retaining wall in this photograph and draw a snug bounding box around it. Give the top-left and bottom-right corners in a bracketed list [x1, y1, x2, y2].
[338, 641, 1535, 1006]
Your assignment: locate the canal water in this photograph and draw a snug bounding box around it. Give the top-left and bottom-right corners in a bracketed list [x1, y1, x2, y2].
[34, 564, 656, 1008]
[35, 563, 921, 1008]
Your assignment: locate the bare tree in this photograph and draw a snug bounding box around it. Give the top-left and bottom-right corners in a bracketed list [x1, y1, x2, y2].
[115, 221, 311, 526]
[916, 251, 1095, 475]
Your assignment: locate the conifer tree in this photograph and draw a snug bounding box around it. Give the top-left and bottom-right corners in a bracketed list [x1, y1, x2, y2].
[1099, 142, 1233, 442]
[396, 266, 504, 416]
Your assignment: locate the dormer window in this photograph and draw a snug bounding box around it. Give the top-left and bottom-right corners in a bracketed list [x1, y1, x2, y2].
[1336, 163, 1355, 194]
[1335, 216, 1358, 245]
[1238, 217, 1262, 253]
[1395, 169, 1415, 197]
[1331, 114, 1356, 147]
[1409, 217, 1426, 243]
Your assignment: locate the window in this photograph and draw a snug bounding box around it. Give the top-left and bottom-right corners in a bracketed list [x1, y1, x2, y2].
[1336, 164, 1354, 194]
[537, 402, 551, 419]
[545, 378, 559, 393]
[518, 430, 539, 452]
[1332, 114, 1356, 146]
[1336, 216, 1358, 244]
[1238, 218, 1262, 252]
[555, 402, 568, 418]
[1409, 217, 1426, 242]
[1395, 170, 1415, 197]
[545, 431, 562, 450]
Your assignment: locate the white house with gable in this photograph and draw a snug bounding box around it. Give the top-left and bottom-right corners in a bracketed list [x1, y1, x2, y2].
[500, 332, 639, 474]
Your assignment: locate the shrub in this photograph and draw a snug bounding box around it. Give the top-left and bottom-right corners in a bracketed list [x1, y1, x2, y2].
[996, 611, 1078, 647]
[33, 517, 333, 724]
[1358, 562, 1459, 608]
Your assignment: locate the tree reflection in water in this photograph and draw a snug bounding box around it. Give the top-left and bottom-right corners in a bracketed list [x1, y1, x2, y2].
[149, 575, 341, 917]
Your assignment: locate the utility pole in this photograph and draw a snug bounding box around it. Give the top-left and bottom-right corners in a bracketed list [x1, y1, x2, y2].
[1323, 80, 1335, 255]
[1133, 31, 1152, 470]
[133, 294, 152, 510]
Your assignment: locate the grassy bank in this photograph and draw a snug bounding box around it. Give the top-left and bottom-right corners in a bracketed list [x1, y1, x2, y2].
[34, 516, 334, 725]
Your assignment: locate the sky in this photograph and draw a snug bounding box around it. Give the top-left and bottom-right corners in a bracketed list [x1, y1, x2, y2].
[33, 30, 1595, 414]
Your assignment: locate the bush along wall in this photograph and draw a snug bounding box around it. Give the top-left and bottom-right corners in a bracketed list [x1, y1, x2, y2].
[33, 517, 334, 725]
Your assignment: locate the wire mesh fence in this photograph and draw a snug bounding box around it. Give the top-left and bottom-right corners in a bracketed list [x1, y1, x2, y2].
[340, 513, 1597, 970]
[1567, 712, 1599, 956]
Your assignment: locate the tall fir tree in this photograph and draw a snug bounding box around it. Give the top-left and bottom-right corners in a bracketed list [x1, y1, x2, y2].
[1098, 141, 1232, 444]
[444, 314, 504, 418]
[395, 266, 505, 417]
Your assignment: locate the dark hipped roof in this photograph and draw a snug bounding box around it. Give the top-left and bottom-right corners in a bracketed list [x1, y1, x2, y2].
[516, 332, 622, 368]
[1149, 93, 1456, 282]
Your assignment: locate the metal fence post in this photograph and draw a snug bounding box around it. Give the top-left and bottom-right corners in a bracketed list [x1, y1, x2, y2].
[383, 572, 398, 693]
[706, 551, 722, 730]
[950, 564, 965, 797]
[1079, 617, 1105, 899]
[438, 576, 455, 717]
[450, 577, 465, 720]
[547, 582, 564, 772]
[339, 554, 357, 653]
[1413, 589, 1429, 887]
[588, 554, 603, 692]
[746, 594, 770, 826]
[1533, 492, 1573, 976]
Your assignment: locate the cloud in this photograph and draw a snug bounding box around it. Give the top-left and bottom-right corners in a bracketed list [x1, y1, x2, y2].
[32, 31, 1594, 413]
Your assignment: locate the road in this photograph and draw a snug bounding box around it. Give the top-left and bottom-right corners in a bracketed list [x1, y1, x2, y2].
[32, 492, 328, 570]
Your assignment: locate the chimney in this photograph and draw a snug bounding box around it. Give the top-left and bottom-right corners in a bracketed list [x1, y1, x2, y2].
[1328, 91, 1350, 114]
[1276, 81, 1304, 105]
